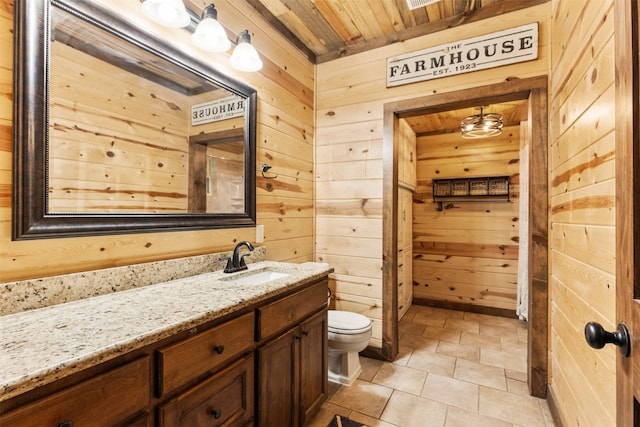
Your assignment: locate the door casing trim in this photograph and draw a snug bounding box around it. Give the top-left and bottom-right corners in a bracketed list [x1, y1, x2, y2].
[614, 0, 636, 424]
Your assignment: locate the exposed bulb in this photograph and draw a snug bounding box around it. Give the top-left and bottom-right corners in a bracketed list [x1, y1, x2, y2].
[192, 4, 231, 52]
[230, 30, 263, 72]
[142, 0, 190, 28]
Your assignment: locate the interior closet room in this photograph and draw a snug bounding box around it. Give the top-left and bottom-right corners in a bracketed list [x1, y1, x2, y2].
[402, 100, 529, 320]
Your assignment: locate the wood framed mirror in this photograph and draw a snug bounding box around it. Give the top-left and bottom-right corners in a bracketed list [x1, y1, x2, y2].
[12, 0, 257, 240]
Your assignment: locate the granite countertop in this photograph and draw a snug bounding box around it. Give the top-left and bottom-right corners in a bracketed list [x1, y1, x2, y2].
[0, 261, 332, 402]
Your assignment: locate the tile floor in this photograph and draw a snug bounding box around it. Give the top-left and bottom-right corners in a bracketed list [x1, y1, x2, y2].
[306, 304, 556, 427]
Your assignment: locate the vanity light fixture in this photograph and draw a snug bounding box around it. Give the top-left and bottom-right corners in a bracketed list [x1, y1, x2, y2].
[142, 0, 190, 28]
[142, 1, 263, 72]
[460, 106, 503, 139]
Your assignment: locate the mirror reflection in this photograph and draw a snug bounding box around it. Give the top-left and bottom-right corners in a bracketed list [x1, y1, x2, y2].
[48, 4, 245, 214]
[12, 0, 257, 239]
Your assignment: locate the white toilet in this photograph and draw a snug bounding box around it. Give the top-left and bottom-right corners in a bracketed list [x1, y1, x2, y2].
[327, 309, 373, 386]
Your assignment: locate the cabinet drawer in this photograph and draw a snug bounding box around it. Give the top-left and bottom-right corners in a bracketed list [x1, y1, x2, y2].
[1, 357, 149, 427]
[157, 312, 254, 396]
[257, 280, 327, 342]
[159, 354, 254, 427]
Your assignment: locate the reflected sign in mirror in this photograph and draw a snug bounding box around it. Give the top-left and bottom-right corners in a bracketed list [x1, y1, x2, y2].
[13, 0, 257, 239]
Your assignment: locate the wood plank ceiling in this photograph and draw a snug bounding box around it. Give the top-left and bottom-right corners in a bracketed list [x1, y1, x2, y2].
[245, 0, 548, 63]
[405, 100, 529, 135]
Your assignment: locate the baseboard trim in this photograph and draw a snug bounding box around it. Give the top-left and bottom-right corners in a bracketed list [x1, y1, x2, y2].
[546, 385, 564, 427]
[412, 298, 519, 319]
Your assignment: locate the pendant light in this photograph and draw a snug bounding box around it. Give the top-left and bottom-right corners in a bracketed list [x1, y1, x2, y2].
[230, 30, 263, 72]
[191, 4, 231, 53]
[460, 106, 503, 139]
[142, 0, 190, 28]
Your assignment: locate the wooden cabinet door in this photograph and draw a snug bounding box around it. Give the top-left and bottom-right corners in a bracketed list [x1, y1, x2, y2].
[397, 187, 413, 319]
[299, 309, 328, 425]
[397, 118, 417, 189]
[397, 188, 412, 248]
[398, 248, 413, 319]
[257, 327, 299, 427]
[398, 188, 413, 247]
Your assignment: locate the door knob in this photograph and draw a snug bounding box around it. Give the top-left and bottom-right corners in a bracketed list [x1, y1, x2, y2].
[584, 321, 631, 357]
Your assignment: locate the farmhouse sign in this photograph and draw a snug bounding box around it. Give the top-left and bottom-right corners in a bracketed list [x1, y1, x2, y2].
[192, 95, 245, 125]
[386, 23, 538, 87]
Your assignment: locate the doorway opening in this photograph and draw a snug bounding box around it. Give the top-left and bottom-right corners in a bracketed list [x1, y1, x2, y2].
[381, 76, 549, 398]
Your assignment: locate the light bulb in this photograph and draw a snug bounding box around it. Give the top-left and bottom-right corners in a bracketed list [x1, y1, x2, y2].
[142, 0, 190, 28]
[192, 18, 230, 52]
[230, 31, 263, 72]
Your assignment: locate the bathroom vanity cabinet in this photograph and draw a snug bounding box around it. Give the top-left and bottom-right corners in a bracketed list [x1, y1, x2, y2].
[0, 357, 151, 426]
[1, 311, 257, 427]
[156, 312, 256, 426]
[0, 273, 330, 427]
[256, 281, 328, 426]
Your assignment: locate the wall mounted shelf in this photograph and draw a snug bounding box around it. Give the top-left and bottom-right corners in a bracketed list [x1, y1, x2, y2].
[432, 176, 510, 211]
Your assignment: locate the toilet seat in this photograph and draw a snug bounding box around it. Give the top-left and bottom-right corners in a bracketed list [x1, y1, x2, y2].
[328, 310, 372, 335]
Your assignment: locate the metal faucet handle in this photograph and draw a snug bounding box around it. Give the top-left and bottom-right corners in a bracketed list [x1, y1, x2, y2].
[223, 257, 235, 273]
[239, 253, 252, 268]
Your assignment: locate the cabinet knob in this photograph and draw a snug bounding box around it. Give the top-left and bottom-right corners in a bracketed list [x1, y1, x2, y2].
[58, 422, 74, 427]
[302, 331, 309, 337]
[213, 345, 225, 355]
[210, 409, 222, 419]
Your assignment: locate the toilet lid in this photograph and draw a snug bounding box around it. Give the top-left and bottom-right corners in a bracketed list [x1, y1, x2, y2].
[328, 310, 372, 334]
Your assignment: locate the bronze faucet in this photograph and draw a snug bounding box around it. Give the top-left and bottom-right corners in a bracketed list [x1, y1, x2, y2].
[224, 241, 255, 273]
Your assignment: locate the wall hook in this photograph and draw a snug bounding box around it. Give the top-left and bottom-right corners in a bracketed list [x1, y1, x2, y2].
[261, 163, 278, 179]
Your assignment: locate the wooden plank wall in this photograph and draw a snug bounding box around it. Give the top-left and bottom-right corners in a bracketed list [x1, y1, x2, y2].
[547, 0, 617, 425]
[0, 0, 315, 282]
[49, 43, 190, 213]
[412, 125, 521, 312]
[316, 4, 551, 349]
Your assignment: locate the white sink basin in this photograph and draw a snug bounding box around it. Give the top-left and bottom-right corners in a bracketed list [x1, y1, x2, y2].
[221, 269, 291, 285]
